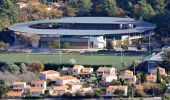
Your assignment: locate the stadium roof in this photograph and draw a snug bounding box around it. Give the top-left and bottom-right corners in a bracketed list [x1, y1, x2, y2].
[8, 17, 156, 35]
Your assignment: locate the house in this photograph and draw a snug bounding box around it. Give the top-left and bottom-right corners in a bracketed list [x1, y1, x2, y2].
[31, 80, 47, 90]
[24, 85, 31, 93]
[30, 87, 45, 96]
[39, 70, 60, 80]
[96, 67, 116, 77]
[106, 85, 128, 96]
[66, 82, 82, 92]
[120, 70, 133, 76]
[12, 82, 26, 92]
[55, 76, 78, 86]
[102, 74, 117, 83]
[146, 74, 157, 83]
[119, 70, 136, 84]
[60, 67, 72, 74]
[49, 86, 68, 96]
[79, 67, 93, 77]
[120, 75, 136, 84]
[72, 65, 84, 76]
[149, 67, 167, 76]
[5, 91, 23, 98]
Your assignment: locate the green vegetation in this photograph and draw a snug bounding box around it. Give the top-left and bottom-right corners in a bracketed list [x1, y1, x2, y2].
[156, 68, 161, 83]
[0, 53, 141, 69]
[0, 80, 10, 98]
[161, 48, 170, 72]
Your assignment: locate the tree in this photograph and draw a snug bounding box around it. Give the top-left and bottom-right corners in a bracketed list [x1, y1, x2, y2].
[113, 80, 121, 85]
[114, 89, 124, 97]
[18, 34, 39, 48]
[148, 0, 165, 12]
[63, 42, 70, 49]
[162, 94, 170, 100]
[19, 63, 28, 73]
[68, 0, 92, 16]
[156, 67, 161, 83]
[151, 11, 170, 35]
[161, 80, 167, 92]
[0, 41, 9, 51]
[85, 91, 94, 98]
[48, 41, 60, 49]
[61, 92, 72, 97]
[133, 0, 155, 20]
[0, 80, 10, 98]
[50, 9, 63, 19]
[131, 60, 140, 75]
[141, 72, 147, 83]
[19, 2, 49, 21]
[0, 0, 18, 30]
[64, 7, 77, 17]
[1, 63, 20, 74]
[30, 34, 40, 48]
[103, 0, 117, 16]
[143, 82, 164, 96]
[28, 62, 44, 73]
[97, 0, 117, 16]
[161, 47, 170, 71]
[75, 91, 83, 97]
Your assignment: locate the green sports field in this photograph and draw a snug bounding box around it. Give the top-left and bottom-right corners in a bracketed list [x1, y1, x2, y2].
[0, 53, 143, 66]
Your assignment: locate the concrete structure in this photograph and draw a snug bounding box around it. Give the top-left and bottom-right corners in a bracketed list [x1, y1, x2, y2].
[49, 86, 68, 96]
[30, 87, 45, 96]
[96, 67, 116, 77]
[12, 82, 27, 92]
[60, 67, 72, 74]
[31, 80, 47, 90]
[66, 82, 82, 92]
[55, 76, 78, 86]
[102, 74, 117, 83]
[72, 65, 84, 76]
[8, 17, 156, 49]
[119, 70, 136, 84]
[106, 85, 128, 96]
[39, 70, 60, 80]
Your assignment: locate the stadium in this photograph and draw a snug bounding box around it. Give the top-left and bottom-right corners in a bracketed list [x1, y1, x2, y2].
[8, 17, 156, 49]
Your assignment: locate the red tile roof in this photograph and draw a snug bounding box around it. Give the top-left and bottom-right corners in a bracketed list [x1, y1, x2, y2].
[5, 91, 23, 97]
[41, 70, 59, 75]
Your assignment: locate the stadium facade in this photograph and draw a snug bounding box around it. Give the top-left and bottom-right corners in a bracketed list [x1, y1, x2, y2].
[8, 17, 156, 49]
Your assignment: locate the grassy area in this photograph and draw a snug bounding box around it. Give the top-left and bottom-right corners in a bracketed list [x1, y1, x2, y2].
[0, 53, 142, 66]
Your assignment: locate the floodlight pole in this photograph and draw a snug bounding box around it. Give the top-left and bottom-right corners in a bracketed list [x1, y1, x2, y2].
[147, 35, 151, 72]
[90, 35, 92, 56]
[26, 47, 29, 63]
[121, 41, 123, 68]
[59, 34, 61, 64]
[140, 32, 142, 60]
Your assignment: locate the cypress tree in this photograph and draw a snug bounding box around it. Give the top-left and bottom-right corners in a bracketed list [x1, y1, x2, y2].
[156, 67, 161, 83]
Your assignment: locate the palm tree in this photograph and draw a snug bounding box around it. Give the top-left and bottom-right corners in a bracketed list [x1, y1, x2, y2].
[132, 60, 140, 75]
